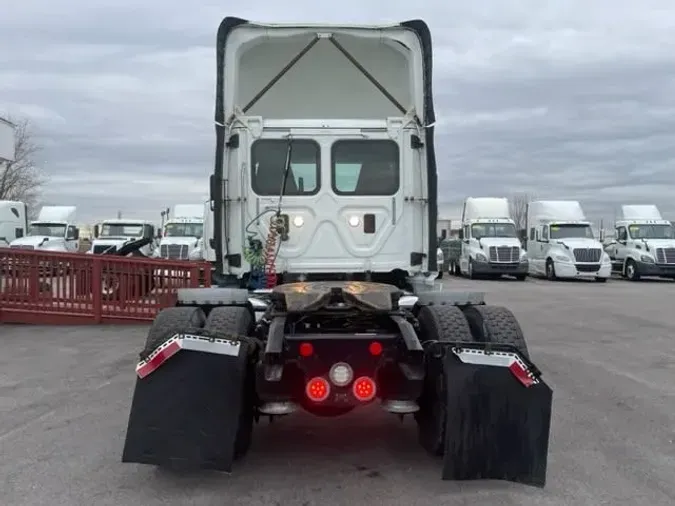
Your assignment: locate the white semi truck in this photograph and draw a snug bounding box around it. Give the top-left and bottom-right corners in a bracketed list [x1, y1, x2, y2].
[121, 16, 552, 488]
[0, 200, 28, 247]
[9, 205, 79, 252]
[526, 200, 611, 281]
[89, 219, 157, 256]
[157, 204, 204, 260]
[604, 204, 675, 281]
[456, 197, 528, 280]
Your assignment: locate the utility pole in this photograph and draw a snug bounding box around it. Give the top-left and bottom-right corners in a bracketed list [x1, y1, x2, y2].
[117, 210, 122, 219]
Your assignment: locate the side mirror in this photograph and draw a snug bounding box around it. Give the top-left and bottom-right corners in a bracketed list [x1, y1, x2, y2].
[209, 174, 219, 202]
[93, 225, 99, 238]
[458, 229, 464, 240]
[67, 227, 79, 240]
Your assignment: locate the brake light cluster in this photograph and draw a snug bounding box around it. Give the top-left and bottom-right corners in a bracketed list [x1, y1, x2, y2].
[298, 340, 383, 358]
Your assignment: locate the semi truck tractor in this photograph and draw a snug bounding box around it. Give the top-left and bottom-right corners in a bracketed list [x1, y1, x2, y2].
[604, 204, 675, 281]
[456, 197, 528, 280]
[526, 200, 611, 281]
[0, 200, 27, 247]
[9, 205, 79, 252]
[157, 204, 205, 260]
[121, 16, 553, 487]
[89, 219, 157, 256]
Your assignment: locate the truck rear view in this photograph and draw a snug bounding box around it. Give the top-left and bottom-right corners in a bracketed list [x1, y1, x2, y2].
[121, 17, 553, 488]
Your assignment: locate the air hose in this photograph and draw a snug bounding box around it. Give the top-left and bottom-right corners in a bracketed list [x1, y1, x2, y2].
[263, 215, 283, 288]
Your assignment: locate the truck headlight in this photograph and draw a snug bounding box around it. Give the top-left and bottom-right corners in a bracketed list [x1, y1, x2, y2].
[475, 253, 487, 262]
[602, 253, 611, 263]
[554, 254, 571, 262]
[640, 254, 654, 263]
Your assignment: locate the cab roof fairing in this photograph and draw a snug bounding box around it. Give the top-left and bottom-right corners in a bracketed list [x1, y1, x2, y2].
[212, 17, 439, 273]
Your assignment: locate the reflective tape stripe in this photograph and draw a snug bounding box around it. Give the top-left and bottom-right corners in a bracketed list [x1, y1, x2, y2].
[136, 333, 242, 378]
[452, 347, 539, 387]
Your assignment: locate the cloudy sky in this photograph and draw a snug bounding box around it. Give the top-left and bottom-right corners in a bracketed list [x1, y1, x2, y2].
[2, 1, 675, 225]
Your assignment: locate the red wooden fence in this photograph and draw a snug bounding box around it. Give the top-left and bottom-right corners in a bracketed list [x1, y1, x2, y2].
[0, 248, 212, 324]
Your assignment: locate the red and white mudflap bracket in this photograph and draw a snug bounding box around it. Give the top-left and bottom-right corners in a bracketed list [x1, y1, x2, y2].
[136, 333, 243, 378]
[451, 347, 540, 387]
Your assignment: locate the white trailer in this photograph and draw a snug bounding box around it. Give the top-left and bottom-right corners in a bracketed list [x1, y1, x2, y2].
[456, 197, 528, 280]
[9, 205, 79, 252]
[526, 200, 611, 281]
[157, 204, 205, 260]
[604, 204, 675, 281]
[89, 219, 157, 256]
[0, 200, 28, 246]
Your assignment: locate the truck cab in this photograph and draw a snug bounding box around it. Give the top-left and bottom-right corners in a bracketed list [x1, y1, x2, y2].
[604, 204, 675, 281]
[157, 204, 205, 260]
[89, 219, 156, 256]
[209, 19, 438, 289]
[526, 200, 611, 281]
[9, 205, 79, 253]
[457, 197, 528, 280]
[0, 200, 27, 247]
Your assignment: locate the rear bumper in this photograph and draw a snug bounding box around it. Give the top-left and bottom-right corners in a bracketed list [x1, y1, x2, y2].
[473, 261, 528, 275]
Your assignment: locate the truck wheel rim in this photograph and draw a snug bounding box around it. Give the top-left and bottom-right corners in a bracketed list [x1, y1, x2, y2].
[627, 264, 634, 278]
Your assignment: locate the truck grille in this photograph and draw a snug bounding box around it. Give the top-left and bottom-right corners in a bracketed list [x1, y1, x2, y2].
[655, 248, 675, 264]
[573, 248, 601, 263]
[93, 245, 115, 254]
[160, 244, 188, 259]
[10, 245, 34, 250]
[488, 246, 519, 263]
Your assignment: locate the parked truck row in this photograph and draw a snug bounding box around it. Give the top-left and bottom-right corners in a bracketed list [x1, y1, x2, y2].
[440, 198, 674, 282]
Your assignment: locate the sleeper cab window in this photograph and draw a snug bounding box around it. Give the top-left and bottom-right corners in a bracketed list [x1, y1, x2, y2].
[250, 139, 321, 196]
[331, 139, 400, 196]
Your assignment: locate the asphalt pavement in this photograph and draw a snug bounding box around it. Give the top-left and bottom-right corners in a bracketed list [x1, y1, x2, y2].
[1, 275, 674, 506]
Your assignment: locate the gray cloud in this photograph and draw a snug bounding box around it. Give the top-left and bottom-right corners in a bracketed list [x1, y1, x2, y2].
[2, 1, 675, 226]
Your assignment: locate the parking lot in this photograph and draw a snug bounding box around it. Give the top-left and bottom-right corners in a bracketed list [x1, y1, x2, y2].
[1, 276, 674, 506]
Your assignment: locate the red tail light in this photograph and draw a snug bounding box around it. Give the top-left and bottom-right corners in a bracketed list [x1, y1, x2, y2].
[368, 341, 383, 356]
[299, 342, 314, 357]
[305, 377, 330, 402]
[352, 376, 376, 402]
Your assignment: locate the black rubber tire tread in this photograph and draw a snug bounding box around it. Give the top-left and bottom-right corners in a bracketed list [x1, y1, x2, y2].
[415, 305, 475, 456]
[141, 306, 206, 359]
[204, 306, 253, 336]
[461, 305, 530, 360]
[203, 306, 255, 460]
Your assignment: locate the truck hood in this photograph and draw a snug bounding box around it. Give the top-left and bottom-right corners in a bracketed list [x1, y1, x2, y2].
[92, 238, 137, 247]
[10, 235, 66, 250]
[551, 238, 602, 250]
[641, 239, 675, 250]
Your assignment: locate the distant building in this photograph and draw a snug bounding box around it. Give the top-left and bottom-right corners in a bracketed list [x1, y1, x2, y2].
[0, 116, 15, 162]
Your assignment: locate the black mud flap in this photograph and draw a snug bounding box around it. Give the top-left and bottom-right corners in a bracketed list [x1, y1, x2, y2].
[121, 340, 250, 472]
[441, 353, 553, 487]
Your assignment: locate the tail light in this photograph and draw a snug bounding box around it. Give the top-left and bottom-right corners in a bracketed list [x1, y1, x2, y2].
[299, 342, 314, 357]
[305, 377, 330, 402]
[352, 376, 377, 402]
[368, 341, 383, 356]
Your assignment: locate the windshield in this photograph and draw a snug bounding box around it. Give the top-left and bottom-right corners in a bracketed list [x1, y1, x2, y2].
[331, 139, 399, 195]
[251, 139, 320, 196]
[550, 224, 594, 239]
[164, 222, 203, 238]
[471, 223, 517, 239]
[628, 224, 673, 240]
[28, 223, 66, 237]
[100, 223, 144, 237]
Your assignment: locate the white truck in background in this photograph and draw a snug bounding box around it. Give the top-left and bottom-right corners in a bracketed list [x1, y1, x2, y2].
[89, 219, 157, 256]
[604, 204, 675, 281]
[456, 197, 528, 280]
[526, 200, 611, 282]
[9, 205, 79, 252]
[156, 204, 205, 260]
[0, 200, 28, 247]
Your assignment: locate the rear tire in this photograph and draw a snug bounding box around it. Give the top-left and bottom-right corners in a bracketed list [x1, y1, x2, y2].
[415, 305, 474, 456]
[461, 305, 530, 360]
[141, 306, 206, 359]
[203, 306, 255, 460]
[515, 274, 527, 281]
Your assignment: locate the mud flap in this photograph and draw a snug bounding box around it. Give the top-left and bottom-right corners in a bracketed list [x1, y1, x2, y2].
[441, 353, 552, 487]
[121, 339, 251, 472]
